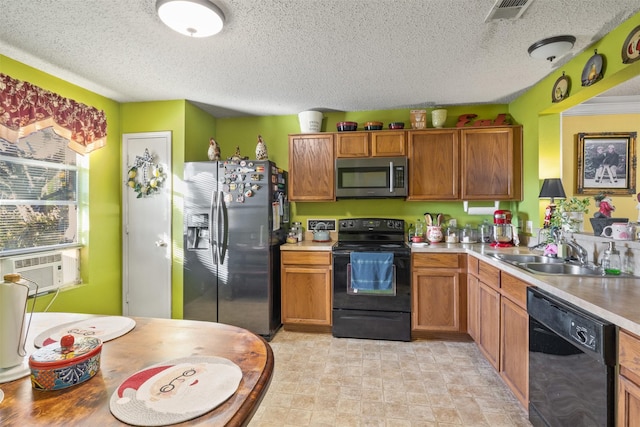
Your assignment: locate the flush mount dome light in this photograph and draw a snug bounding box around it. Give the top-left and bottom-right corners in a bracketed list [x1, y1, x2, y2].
[156, 0, 225, 37]
[528, 35, 576, 61]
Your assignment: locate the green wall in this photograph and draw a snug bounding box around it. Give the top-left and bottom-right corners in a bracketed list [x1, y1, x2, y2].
[0, 55, 123, 314]
[510, 11, 640, 227]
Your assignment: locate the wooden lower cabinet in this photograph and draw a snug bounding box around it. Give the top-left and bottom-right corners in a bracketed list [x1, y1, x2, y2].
[618, 329, 640, 426]
[412, 253, 466, 334]
[478, 281, 501, 369]
[473, 259, 501, 370]
[467, 256, 529, 408]
[499, 273, 529, 408]
[281, 251, 332, 331]
[467, 275, 479, 341]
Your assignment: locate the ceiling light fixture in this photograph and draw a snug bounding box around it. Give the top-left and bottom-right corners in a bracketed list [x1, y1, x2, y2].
[156, 0, 225, 38]
[528, 35, 576, 61]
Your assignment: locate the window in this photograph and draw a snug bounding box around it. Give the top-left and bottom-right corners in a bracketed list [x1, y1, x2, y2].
[0, 127, 81, 255]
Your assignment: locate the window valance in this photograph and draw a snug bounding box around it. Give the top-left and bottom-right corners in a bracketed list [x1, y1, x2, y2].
[0, 73, 107, 155]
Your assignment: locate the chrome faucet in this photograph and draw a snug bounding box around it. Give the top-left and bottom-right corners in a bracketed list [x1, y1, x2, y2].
[561, 237, 589, 265]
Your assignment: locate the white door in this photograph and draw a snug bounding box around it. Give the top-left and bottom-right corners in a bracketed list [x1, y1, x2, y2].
[122, 132, 172, 318]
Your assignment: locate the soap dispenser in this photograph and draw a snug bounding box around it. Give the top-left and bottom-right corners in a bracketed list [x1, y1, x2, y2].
[601, 241, 621, 275]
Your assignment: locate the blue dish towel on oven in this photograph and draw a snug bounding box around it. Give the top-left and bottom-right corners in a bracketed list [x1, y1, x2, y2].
[350, 252, 394, 292]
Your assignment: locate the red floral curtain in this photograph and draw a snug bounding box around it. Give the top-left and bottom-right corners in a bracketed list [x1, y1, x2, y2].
[0, 73, 107, 155]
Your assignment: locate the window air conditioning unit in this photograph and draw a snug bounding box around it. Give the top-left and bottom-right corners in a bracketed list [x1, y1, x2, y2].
[0, 250, 79, 296]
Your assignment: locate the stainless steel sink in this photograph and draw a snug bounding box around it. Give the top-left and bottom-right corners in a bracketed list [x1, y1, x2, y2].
[490, 253, 566, 264]
[490, 253, 634, 277]
[520, 262, 603, 276]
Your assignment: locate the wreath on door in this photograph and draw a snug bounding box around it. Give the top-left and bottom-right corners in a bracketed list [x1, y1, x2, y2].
[127, 148, 166, 198]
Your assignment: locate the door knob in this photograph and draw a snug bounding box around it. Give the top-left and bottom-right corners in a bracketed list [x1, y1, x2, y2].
[155, 240, 168, 247]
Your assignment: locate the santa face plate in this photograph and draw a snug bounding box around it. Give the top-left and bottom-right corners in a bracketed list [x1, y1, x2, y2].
[110, 356, 242, 426]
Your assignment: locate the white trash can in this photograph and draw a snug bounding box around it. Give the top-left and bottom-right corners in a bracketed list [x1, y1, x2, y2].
[298, 111, 323, 133]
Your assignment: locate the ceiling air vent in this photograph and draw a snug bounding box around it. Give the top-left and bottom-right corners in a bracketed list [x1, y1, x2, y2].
[485, 0, 534, 22]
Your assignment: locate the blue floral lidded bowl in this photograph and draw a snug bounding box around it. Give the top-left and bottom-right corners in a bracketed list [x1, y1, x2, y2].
[29, 335, 102, 391]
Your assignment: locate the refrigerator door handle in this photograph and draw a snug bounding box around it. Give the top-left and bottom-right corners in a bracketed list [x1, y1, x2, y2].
[216, 190, 227, 264]
[209, 189, 217, 264]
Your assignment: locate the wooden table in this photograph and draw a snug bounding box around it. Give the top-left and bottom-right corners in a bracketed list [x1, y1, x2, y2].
[0, 313, 274, 426]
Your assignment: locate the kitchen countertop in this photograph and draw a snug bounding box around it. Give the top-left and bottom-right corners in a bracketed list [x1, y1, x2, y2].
[416, 242, 640, 337]
[282, 238, 640, 337]
[281, 238, 335, 251]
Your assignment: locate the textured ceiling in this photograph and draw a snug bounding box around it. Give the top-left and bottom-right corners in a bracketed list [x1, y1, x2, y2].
[1, 0, 639, 118]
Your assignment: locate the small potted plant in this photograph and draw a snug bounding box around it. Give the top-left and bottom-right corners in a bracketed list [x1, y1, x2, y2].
[550, 196, 590, 232]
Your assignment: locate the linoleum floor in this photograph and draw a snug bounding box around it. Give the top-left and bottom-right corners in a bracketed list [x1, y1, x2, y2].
[249, 330, 532, 427]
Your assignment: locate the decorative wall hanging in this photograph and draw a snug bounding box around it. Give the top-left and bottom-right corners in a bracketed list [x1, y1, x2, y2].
[551, 72, 570, 103]
[622, 24, 640, 64]
[127, 148, 167, 198]
[576, 132, 637, 195]
[581, 50, 604, 87]
[0, 73, 107, 155]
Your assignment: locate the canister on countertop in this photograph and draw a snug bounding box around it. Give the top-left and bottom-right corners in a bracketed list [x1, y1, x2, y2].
[291, 222, 304, 242]
[29, 334, 102, 391]
[461, 224, 477, 243]
[412, 219, 425, 242]
[445, 225, 459, 243]
[478, 219, 493, 244]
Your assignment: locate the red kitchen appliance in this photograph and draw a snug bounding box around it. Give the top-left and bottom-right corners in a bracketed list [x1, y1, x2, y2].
[491, 209, 515, 247]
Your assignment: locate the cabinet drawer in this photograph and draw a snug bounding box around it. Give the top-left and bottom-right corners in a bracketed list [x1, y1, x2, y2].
[413, 253, 460, 269]
[478, 260, 500, 289]
[500, 272, 529, 309]
[282, 251, 331, 265]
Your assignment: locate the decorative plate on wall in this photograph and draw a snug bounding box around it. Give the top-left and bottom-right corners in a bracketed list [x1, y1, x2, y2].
[551, 73, 570, 103]
[622, 24, 640, 64]
[581, 50, 604, 86]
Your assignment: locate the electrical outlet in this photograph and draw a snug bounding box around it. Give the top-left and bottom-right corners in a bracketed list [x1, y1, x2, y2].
[307, 219, 336, 231]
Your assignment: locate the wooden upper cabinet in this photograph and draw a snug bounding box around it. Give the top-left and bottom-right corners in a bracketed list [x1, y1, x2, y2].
[288, 134, 335, 201]
[335, 131, 406, 158]
[460, 126, 523, 200]
[407, 129, 459, 200]
[335, 132, 369, 157]
[371, 131, 406, 156]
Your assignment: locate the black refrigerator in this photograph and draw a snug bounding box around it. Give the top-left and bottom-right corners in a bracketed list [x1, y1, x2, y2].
[183, 160, 288, 340]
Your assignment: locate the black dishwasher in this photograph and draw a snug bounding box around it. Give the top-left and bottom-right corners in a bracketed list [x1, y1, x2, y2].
[527, 288, 616, 427]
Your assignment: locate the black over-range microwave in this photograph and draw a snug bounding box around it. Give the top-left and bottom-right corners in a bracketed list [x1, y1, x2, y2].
[335, 157, 408, 199]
